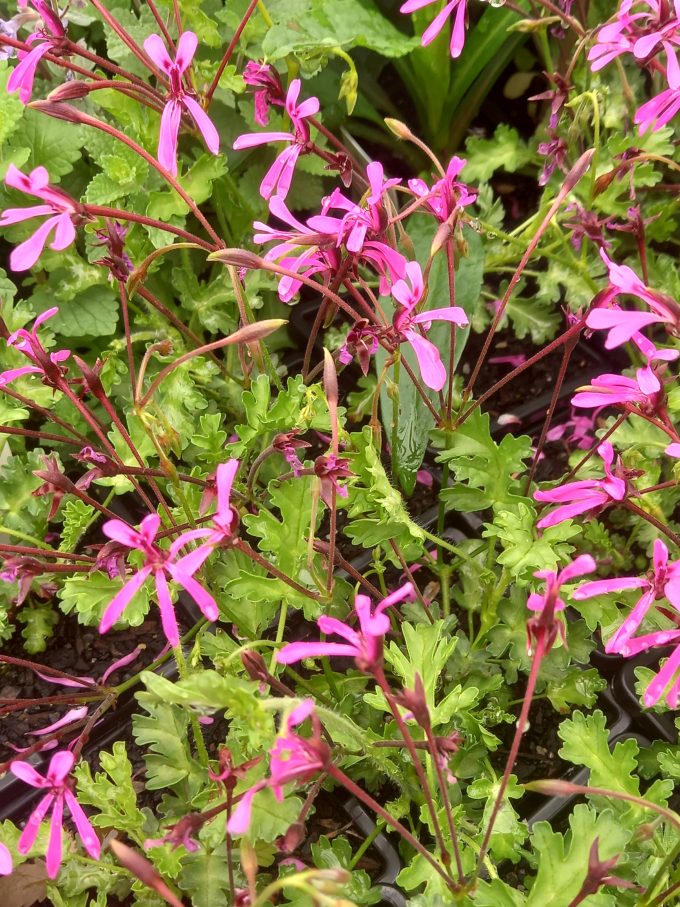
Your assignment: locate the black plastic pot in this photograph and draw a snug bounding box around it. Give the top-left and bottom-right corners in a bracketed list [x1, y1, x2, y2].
[342, 797, 406, 907]
[613, 648, 678, 744]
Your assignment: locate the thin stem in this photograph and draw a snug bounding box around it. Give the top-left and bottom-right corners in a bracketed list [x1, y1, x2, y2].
[84, 206, 214, 250]
[205, 0, 260, 104]
[424, 723, 464, 883]
[235, 539, 321, 602]
[621, 500, 680, 549]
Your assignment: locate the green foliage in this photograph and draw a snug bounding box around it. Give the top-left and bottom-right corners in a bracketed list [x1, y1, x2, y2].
[74, 742, 148, 842]
[59, 573, 150, 627]
[59, 499, 96, 552]
[133, 693, 206, 792]
[17, 604, 58, 653]
[464, 125, 534, 183]
[437, 411, 532, 512]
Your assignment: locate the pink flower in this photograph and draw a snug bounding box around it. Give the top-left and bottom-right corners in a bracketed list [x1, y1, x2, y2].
[277, 584, 415, 672]
[339, 320, 380, 375]
[546, 409, 599, 450]
[527, 555, 597, 653]
[574, 539, 680, 654]
[233, 79, 319, 200]
[534, 442, 627, 528]
[242, 61, 285, 126]
[0, 306, 69, 387]
[227, 699, 329, 835]
[392, 261, 468, 391]
[408, 156, 476, 222]
[143, 31, 220, 177]
[176, 459, 240, 575]
[313, 454, 353, 507]
[571, 372, 661, 411]
[10, 750, 100, 879]
[7, 0, 65, 103]
[100, 513, 218, 647]
[0, 843, 11, 875]
[588, 5, 641, 71]
[400, 0, 468, 58]
[0, 164, 78, 271]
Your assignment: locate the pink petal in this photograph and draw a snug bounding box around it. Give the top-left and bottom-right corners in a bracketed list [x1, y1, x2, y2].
[47, 750, 76, 784]
[404, 329, 447, 391]
[233, 131, 295, 150]
[449, 0, 467, 57]
[49, 213, 76, 252]
[0, 365, 43, 385]
[173, 570, 218, 622]
[10, 761, 50, 788]
[9, 216, 63, 272]
[0, 204, 54, 226]
[653, 538, 669, 574]
[606, 588, 655, 652]
[400, 0, 438, 11]
[534, 479, 600, 502]
[536, 496, 606, 528]
[175, 31, 198, 73]
[102, 518, 143, 548]
[45, 793, 63, 879]
[644, 645, 680, 707]
[158, 100, 183, 177]
[557, 554, 597, 584]
[666, 443, 680, 458]
[34, 670, 94, 688]
[261, 144, 301, 201]
[317, 615, 361, 647]
[276, 641, 359, 664]
[99, 567, 153, 635]
[422, 0, 457, 46]
[18, 793, 54, 855]
[183, 95, 220, 154]
[288, 698, 315, 727]
[411, 305, 469, 327]
[63, 790, 100, 860]
[7, 41, 51, 103]
[100, 645, 144, 685]
[143, 34, 174, 74]
[0, 843, 12, 875]
[216, 459, 239, 523]
[227, 784, 264, 835]
[573, 576, 647, 599]
[29, 706, 88, 736]
[154, 570, 179, 647]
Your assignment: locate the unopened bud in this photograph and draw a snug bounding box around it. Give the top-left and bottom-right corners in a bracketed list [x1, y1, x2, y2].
[48, 80, 92, 101]
[508, 15, 561, 32]
[431, 220, 451, 257]
[29, 99, 86, 124]
[241, 649, 270, 682]
[208, 248, 265, 269]
[384, 118, 413, 141]
[109, 840, 184, 907]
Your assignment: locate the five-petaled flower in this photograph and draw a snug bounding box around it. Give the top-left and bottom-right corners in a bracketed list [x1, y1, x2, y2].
[534, 442, 628, 528]
[233, 79, 319, 200]
[7, 0, 66, 104]
[0, 306, 69, 388]
[100, 513, 218, 647]
[527, 555, 597, 654]
[400, 0, 469, 58]
[227, 699, 330, 835]
[143, 31, 220, 177]
[392, 261, 468, 391]
[10, 750, 100, 879]
[277, 583, 415, 672]
[0, 164, 79, 271]
[574, 539, 680, 654]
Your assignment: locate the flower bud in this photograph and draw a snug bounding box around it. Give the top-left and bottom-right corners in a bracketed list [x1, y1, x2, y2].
[384, 118, 414, 140]
[47, 80, 92, 101]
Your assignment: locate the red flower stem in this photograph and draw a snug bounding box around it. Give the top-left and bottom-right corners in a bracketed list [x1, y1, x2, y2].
[620, 500, 680, 549]
[444, 239, 457, 424]
[463, 150, 594, 403]
[326, 763, 458, 891]
[388, 539, 433, 624]
[399, 355, 441, 422]
[119, 281, 137, 393]
[63, 39, 162, 91]
[312, 541, 383, 598]
[83, 205, 213, 248]
[524, 331, 579, 494]
[0, 35, 105, 81]
[533, 0, 585, 34]
[622, 403, 680, 442]
[1, 387, 90, 445]
[557, 412, 628, 486]
[326, 484, 337, 596]
[0, 654, 100, 688]
[342, 277, 385, 324]
[0, 544, 94, 561]
[72, 693, 117, 758]
[145, 0, 176, 49]
[0, 693, 101, 713]
[235, 539, 322, 602]
[0, 424, 80, 446]
[457, 318, 585, 427]
[424, 723, 465, 883]
[375, 667, 453, 873]
[0, 722, 89, 772]
[638, 480, 680, 495]
[119, 466, 208, 486]
[172, 0, 183, 32]
[32, 103, 222, 246]
[475, 635, 547, 878]
[71, 79, 166, 114]
[86, 0, 165, 81]
[205, 0, 260, 104]
[307, 117, 363, 169]
[302, 258, 353, 379]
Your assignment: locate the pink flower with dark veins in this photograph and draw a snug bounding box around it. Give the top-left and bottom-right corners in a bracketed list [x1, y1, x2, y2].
[526, 555, 597, 654]
[0, 306, 69, 387]
[7, 0, 66, 103]
[400, 0, 469, 58]
[99, 513, 219, 646]
[242, 61, 285, 126]
[392, 261, 468, 391]
[534, 442, 628, 528]
[408, 156, 476, 222]
[573, 539, 680, 654]
[227, 699, 330, 835]
[277, 584, 415, 672]
[233, 79, 319, 200]
[10, 750, 100, 879]
[0, 165, 79, 271]
[143, 31, 220, 177]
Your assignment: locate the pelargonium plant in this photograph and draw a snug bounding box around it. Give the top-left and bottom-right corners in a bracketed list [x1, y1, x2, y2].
[0, 0, 679, 905]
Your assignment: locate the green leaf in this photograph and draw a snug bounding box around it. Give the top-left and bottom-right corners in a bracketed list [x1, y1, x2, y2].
[7, 109, 84, 178]
[17, 605, 58, 654]
[59, 573, 150, 628]
[309, 836, 381, 904]
[133, 694, 205, 791]
[438, 410, 532, 512]
[74, 742, 147, 842]
[31, 284, 119, 338]
[0, 63, 25, 147]
[249, 787, 303, 842]
[178, 851, 231, 907]
[558, 710, 641, 799]
[482, 502, 581, 585]
[467, 775, 526, 863]
[59, 499, 96, 552]
[464, 125, 533, 183]
[505, 295, 562, 345]
[376, 220, 484, 493]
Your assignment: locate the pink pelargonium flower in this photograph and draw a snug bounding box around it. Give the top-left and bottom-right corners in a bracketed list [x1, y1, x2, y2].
[242, 61, 285, 126]
[0, 843, 10, 875]
[408, 156, 476, 223]
[534, 442, 628, 528]
[1, 164, 79, 271]
[143, 31, 220, 177]
[100, 513, 218, 647]
[10, 750, 100, 879]
[227, 699, 330, 835]
[7, 0, 66, 103]
[527, 555, 597, 654]
[233, 79, 319, 200]
[635, 47, 680, 131]
[0, 306, 69, 388]
[392, 261, 468, 391]
[571, 371, 663, 412]
[400, 0, 468, 58]
[574, 539, 680, 654]
[277, 583, 415, 672]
